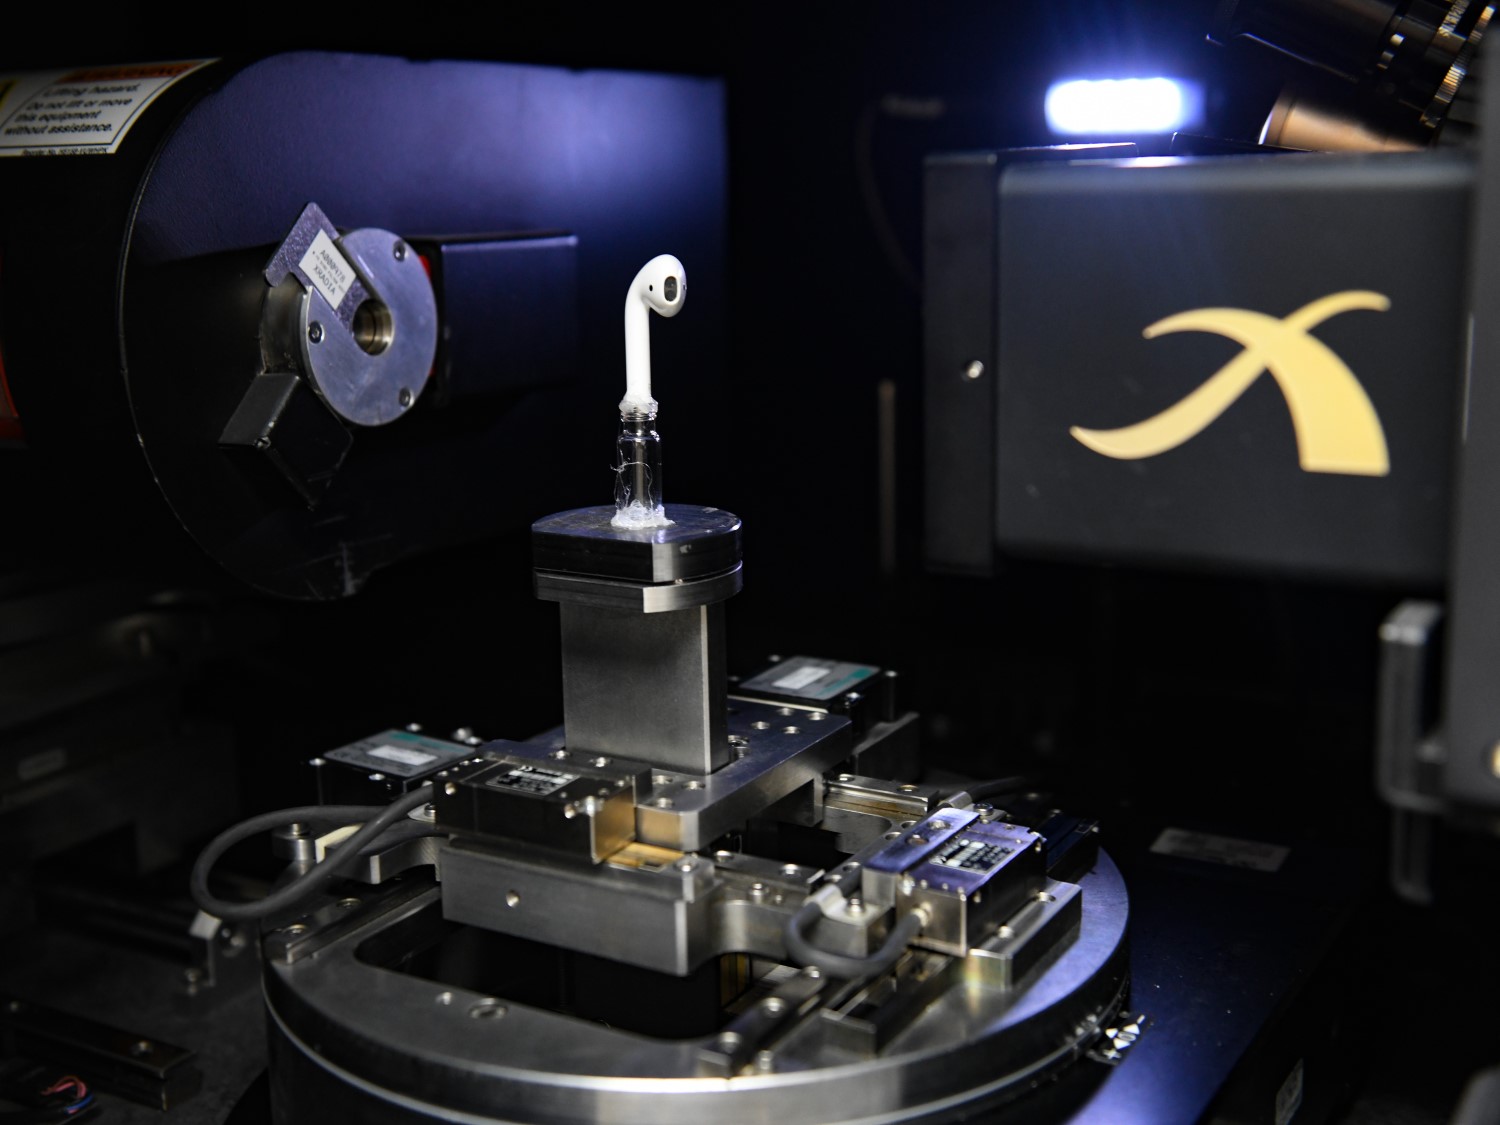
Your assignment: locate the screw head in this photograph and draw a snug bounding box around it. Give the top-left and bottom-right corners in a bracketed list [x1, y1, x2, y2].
[963, 360, 985, 381]
[394, 241, 408, 261]
[308, 321, 324, 344]
[399, 387, 413, 408]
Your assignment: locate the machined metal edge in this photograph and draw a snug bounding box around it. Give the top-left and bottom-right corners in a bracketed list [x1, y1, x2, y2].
[533, 563, 743, 613]
[501, 701, 854, 850]
[262, 854, 1130, 1125]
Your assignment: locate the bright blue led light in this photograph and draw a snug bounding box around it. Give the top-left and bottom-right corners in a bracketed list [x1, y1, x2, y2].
[1045, 77, 1202, 136]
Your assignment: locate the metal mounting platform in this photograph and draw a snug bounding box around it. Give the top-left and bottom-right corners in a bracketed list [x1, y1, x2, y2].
[263, 854, 1130, 1125]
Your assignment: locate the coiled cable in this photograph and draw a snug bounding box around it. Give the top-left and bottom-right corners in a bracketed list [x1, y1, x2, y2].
[782, 882, 925, 981]
[189, 783, 435, 923]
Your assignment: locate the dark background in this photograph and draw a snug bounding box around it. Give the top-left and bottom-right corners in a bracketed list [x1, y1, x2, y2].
[2, 4, 1491, 1121]
[0, 0, 1304, 779]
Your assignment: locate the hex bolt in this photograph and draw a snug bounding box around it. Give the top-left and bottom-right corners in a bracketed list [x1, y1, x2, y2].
[308, 321, 324, 344]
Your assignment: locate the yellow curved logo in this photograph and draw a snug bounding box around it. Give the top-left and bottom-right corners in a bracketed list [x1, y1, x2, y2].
[1069, 291, 1391, 476]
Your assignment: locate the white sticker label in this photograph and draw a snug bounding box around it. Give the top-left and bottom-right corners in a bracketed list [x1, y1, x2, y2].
[487, 765, 578, 797]
[299, 230, 356, 309]
[773, 664, 832, 691]
[1275, 1058, 1304, 1125]
[1150, 827, 1290, 872]
[0, 61, 213, 157]
[369, 745, 438, 768]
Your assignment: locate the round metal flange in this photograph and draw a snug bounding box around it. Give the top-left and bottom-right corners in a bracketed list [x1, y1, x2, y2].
[532, 505, 743, 584]
[298, 228, 438, 426]
[263, 854, 1130, 1125]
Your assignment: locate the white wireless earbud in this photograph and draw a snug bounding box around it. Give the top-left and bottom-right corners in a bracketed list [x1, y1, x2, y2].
[622, 254, 686, 413]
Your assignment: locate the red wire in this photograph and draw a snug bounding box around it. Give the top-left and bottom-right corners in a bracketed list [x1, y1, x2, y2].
[40, 1075, 87, 1099]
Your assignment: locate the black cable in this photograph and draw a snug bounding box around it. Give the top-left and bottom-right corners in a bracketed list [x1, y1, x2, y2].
[189, 785, 435, 923]
[936, 775, 1043, 807]
[358, 818, 444, 851]
[853, 94, 946, 296]
[966, 775, 1042, 803]
[782, 894, 925, 981]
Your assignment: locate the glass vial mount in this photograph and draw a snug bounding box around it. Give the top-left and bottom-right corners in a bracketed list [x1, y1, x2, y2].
[612, 408, 672, 529]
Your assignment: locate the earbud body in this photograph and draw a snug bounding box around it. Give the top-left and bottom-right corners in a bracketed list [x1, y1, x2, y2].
[622, 254, 686, 412]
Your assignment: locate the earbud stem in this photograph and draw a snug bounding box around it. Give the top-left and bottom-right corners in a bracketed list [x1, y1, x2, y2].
[622, 299, 657, 412]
